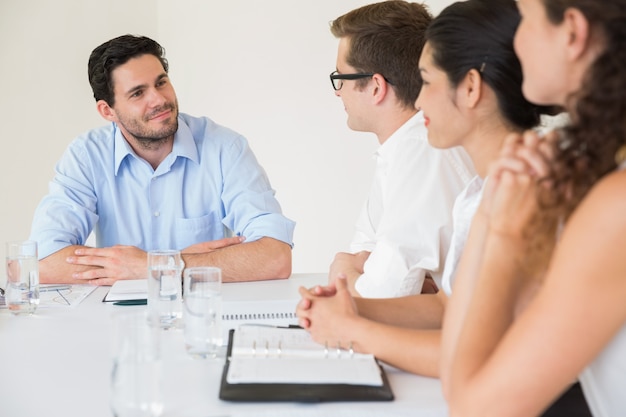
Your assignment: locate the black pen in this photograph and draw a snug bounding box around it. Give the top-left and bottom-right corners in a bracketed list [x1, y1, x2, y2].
[113, 299, 147, 306]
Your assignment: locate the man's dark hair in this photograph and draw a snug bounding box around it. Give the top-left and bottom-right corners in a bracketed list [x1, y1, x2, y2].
[88, 34, 168, 106]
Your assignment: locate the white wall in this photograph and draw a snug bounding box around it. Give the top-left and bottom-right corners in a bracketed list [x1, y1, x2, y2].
[0, 0, 453, 278]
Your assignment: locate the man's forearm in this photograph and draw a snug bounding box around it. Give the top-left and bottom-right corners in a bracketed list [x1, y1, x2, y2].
[182, 237, 292, 282]
[39, 245, 95, 284]
[41, 237, 291, 284]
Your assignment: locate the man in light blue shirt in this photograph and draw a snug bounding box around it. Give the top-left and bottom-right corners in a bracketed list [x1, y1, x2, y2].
[29, 34, 295, 285]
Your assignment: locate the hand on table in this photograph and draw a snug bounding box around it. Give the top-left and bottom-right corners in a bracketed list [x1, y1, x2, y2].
[66, 245, 147, 286]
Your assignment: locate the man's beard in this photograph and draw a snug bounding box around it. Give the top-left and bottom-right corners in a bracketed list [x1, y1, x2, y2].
[117, 102, 179, 149]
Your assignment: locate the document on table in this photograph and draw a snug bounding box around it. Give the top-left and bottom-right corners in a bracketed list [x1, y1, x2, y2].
[219, 326, 394, 402]
[39, 284, 98, 308]
[103, 279, 148, 302]
[0, 285, 97, 309]
[227, 326, 383, 386]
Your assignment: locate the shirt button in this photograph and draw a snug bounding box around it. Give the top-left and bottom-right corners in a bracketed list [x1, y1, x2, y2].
[154, 211, 160, 217]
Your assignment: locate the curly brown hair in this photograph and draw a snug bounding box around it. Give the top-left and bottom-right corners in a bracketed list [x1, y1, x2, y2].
[542, 0, 626, 217]
[522, 1, 626, 273]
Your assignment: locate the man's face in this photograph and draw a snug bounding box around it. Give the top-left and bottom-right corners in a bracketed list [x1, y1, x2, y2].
[108, 54, 179, 145]
[334, 37, 373, 133]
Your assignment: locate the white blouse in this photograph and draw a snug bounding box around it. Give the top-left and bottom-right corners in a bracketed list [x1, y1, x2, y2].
[440, 175, 485, 296]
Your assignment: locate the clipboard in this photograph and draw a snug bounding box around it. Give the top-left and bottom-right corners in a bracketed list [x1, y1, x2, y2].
[218, 328, 394, 402]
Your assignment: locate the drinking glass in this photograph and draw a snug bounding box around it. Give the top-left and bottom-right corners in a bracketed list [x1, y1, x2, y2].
[147, 250, 183, 329]
[110, 310, 163, 417]
[183, 267, 222, 358]
[5, 240, 39, 315]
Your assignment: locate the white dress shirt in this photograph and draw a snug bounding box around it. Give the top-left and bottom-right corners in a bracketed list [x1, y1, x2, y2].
[351, 112, 475, 297]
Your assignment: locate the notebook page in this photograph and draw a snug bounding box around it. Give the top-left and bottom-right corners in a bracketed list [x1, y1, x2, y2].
[227, 326, 383, 385]
[222, 299, 298, 329]
[226, 356, 383, 385]
[104, 279, 148, 301]
[231, 325, 328, 357]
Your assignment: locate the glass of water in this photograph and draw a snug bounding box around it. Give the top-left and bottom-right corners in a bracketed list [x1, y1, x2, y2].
[183, 267, 222, 358]
[147, 250, 183, 329]
[5, 240, 39, 315]
[110, 310, 163, 417]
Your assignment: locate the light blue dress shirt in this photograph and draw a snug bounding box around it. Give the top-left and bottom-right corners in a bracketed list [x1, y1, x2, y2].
[30, 113, 295, 259]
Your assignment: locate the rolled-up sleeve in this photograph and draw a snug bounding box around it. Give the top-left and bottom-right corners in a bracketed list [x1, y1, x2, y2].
[29, 140, 99, 259]
[218, 133, 295, 247]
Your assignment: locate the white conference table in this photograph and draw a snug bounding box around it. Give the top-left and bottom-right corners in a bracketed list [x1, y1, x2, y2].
[0, 273, 447, 417]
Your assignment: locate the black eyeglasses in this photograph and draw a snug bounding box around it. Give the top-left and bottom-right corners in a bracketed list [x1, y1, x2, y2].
[329, 71, 375, 91]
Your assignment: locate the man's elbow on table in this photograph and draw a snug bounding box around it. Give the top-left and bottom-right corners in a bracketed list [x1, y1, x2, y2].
[262, 239, 292, 280]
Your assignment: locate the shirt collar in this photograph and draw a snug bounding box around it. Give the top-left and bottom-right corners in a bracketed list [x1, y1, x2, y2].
[375, 111, 425, 160]
[114, 116, 199, 175]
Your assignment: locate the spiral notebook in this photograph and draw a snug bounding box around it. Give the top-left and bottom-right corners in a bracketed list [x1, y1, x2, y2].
[220, 298, 299, 343]
[219, 326, 394, 402]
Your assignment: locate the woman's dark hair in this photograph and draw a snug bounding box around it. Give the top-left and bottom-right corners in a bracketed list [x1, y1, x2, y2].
[425, 0, 550, 131]
[540, 0, 626, 221]
[87, 35, 169, 106]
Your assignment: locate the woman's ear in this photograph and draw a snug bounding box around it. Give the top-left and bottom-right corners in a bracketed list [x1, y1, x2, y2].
[462, 68, 483, 109]
[96, 100, 116, 122]
[562, 7, 591, 61]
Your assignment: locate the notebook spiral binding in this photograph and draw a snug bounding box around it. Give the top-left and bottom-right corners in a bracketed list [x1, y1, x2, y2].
[243, 339, 355, 359]
[223, 312, 297, 321]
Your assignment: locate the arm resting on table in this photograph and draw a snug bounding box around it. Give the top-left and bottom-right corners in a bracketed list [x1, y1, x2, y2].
[183, 237, 292, 282]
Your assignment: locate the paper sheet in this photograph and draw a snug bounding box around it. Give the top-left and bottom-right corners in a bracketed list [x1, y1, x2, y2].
[0, 284, 97, 309]
[103, 279, 148, 302]
[227, 356, 383, 385]
[226, 326, 384, 386]
[39, 284, 98, 308]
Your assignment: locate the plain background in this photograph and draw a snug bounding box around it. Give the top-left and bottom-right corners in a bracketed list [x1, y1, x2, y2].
[0, 0, 455, 280]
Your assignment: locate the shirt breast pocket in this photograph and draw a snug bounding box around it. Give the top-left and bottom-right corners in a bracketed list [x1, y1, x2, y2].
[174, 212, 225, 249]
